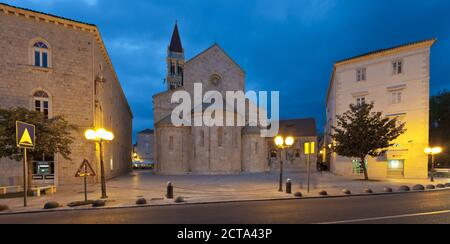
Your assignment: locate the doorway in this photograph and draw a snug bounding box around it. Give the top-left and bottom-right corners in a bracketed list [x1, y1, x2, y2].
[388, 160, 405, 178]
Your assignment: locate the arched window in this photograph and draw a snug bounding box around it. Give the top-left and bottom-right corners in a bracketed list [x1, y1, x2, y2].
[32, 40, 51, 68]
[33, 90, 50, 118]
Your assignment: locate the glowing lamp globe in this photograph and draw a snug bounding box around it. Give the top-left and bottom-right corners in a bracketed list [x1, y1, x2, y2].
[285, 137, 295, 147]
[275, 136, 285, 147]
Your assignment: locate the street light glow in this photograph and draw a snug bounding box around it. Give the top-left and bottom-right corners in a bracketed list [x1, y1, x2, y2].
[84, 129, 97, 140]
[275, 136, 284, 147]
[425, 147, 443, 155]
[285, 137, 295, 147]
[85, 128, 115, 142]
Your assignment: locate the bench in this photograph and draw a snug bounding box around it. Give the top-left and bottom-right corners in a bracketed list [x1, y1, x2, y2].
[0, 186, 21, 195]
[31, 185, 57, 197]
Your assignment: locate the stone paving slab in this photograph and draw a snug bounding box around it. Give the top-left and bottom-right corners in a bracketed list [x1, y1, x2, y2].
[0, 170, 449, 214]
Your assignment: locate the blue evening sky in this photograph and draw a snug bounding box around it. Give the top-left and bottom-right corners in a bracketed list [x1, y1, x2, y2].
[4, 0, 450, 140]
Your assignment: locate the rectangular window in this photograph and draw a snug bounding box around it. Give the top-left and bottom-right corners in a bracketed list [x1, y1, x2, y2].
[391, 92, 402, 104]
[393, 60, 403, 75]
[35, 100, 41, 112]
[200, 130, 205, 147]
[217, 128, 223, 147]
[254, 142, 259, 154]
[169, 136, 174, 151]
[43, 101, 49, 118]
[110, 158, 114, 171]
[356, 68, 366, 81]
[42, 52, 48, 68]
[356, 96, 366, 106]
[34, 51, 41, 67]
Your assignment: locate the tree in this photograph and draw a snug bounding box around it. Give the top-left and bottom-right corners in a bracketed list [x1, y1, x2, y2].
[0, 107, 77, 188]
[430, 90, 450, 162]
[331, 103, 406, 180]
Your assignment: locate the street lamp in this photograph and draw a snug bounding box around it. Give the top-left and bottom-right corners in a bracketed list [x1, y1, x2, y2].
[274, 135, 295, 192]
[425, 147, 443, 182]
[85, 128, 114, 199]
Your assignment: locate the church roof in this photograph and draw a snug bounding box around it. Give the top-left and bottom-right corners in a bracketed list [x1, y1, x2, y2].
[169, 23, 183, 53]
[185, 44, 246, 74]
[138, 129, 154, 134]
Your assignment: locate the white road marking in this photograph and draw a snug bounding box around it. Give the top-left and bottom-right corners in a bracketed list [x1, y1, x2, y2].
[318, 210, 450, 224]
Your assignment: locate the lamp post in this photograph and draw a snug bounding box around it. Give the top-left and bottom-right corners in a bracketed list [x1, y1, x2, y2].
[425, 147, 443, 182]
[85, 128, 114, 199]
[274, 136, 295, 192]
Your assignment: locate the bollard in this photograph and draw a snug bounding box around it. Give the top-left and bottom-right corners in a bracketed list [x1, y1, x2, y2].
[166, 182, 174, 199]
[286, 179, 292, 194]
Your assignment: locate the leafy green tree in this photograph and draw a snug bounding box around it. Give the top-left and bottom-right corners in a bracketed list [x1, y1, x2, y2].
[0, 107, 77, 187]
[430, 90, 450, 162]
[331, 103, 406, 180]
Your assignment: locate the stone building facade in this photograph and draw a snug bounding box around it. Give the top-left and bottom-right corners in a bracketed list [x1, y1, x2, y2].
[324, 39, 436, 179]
[153, 24, 318, 174]
[135, 129, 154, 163]
[0, 3, 133, 186]
[268, 119, 318, 172]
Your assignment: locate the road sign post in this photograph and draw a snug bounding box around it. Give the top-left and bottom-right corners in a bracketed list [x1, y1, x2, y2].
[304, 142, 316, 193]
[16, 121, 36, 207]
[75, 159, 96, 203]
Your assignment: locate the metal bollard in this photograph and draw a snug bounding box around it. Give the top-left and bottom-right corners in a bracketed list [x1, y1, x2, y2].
[166, 182, 174, 199]
[286, 179, 292, 194]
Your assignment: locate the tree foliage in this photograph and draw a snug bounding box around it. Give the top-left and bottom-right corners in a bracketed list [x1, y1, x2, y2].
[0, 107, 77, 161]
[430, 90, 450, 162]
[331, 103, 406, 180]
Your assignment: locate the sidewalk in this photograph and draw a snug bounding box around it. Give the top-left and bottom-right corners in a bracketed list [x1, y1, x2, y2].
[1, 170, 449, 214]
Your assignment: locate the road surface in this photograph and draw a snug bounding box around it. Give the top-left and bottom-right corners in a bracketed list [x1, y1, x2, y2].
[0, 190, 449, 224]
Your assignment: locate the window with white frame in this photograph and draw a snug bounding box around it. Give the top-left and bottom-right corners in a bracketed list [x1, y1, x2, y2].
[356, 68, 366, 81]
[32, 41, 50, 68]
[355, 96, 366, 106]
[393, 60, 403, 75]
[33, 91, 50, 119]
[391, 91, 403, 104]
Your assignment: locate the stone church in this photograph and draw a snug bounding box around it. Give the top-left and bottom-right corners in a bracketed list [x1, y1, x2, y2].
[153, 24, 318, 174]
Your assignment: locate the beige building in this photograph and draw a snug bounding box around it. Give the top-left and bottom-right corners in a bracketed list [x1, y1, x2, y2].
[0, 3, 133, 186]
[325, 39, 436, 179]
[135, 129, 154, 163]
[269, 119, 318, 172]
[153, 24, 318, 174]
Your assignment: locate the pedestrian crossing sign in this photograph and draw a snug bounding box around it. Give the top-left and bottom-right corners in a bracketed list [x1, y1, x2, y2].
[16, 121, 35, 149]
[75, 159, 96, 178]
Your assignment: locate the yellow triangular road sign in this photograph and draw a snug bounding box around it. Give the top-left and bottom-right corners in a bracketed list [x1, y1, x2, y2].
[19, 128, 33, 146]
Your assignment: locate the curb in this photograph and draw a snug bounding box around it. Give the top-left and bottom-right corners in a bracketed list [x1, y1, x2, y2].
[1, 187, 450, 216]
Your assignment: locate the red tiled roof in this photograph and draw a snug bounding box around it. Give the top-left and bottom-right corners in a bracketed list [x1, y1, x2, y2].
[169, 23, 183, 53]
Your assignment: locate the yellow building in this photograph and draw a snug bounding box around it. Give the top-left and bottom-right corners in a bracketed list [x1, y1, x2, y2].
[325, 39, 436, 179]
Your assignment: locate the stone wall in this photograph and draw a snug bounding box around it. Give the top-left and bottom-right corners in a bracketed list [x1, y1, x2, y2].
[0, 6, 132, 186]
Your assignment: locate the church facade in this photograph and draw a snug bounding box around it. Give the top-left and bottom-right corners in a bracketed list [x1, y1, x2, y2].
[153, 24, 318, 174]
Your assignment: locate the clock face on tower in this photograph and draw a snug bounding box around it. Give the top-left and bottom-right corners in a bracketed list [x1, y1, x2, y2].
[209, 74, 222, 87]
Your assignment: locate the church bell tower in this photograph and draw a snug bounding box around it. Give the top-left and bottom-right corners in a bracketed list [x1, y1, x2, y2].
[166, 23, 184, 90]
